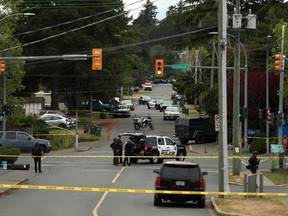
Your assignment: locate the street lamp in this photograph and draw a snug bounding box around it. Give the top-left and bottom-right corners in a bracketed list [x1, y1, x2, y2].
[1, 12, 35, 131]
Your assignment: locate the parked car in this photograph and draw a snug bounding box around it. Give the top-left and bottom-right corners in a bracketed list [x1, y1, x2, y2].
[163, 106, 180, 120]
[153, 161, 208, 207]
[119, 132, 186, 164]
[154, 79, 168, 84]
[159, 100, 174, 112]
[175, 116, 217, 144]
[155, 99, 164, 110]
[120, 99, 135, 111]
[139, 96, 151, 105]
[38, 110, 66, 117]
[130, 86, 140, 92]
[40, 114, 73, 128]
[112, 105, 131, 118]
[0, 131, 52, 153]
[143, 83, 153, 91]
[38, 110, 77, 125]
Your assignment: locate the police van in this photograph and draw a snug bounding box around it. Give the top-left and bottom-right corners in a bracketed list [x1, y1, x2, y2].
[119, 133, 187, 164]
[175, 116, 217, 144]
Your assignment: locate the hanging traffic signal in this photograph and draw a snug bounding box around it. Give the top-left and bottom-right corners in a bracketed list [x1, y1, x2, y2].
[92, 48, 102, 70]
[155, 59, 164, 77]
[275, 53, 282, 72]
[0, 60, 5, 74]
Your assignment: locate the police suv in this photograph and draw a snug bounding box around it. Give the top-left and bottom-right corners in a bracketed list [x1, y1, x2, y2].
[119, 132, 187, 164]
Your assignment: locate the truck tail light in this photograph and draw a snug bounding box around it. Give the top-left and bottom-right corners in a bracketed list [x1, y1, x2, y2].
[156, 175, 161, 186]
[144, 145, 149, 152]
[200, 176, 205, 188]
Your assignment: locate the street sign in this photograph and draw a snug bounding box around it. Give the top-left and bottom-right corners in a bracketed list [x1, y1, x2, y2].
[171, 64, 191, 70]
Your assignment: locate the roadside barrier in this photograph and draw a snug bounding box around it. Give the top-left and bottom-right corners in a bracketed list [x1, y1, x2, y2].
[0, 183, 287, 197]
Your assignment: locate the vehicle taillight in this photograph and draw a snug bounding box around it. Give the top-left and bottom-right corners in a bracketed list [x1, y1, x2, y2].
[144, 145, 149, 152]
[200, 176, 205, 188]
[156, 175, 161, 186]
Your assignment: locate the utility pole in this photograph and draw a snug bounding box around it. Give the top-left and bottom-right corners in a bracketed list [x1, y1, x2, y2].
[266, 35, 271, 155]
[218, 0, 230, 194]
[232, 0, 241, 175]
[278, 25, 285, 168]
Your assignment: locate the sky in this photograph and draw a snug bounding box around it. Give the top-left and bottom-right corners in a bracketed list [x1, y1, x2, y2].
[123, 0, 180, 20]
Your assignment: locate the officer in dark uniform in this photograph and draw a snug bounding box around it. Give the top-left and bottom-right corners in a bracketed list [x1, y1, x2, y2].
[122, 139, 135, 166]
[117, 135, 123, 163]
[248, 151, 260, 174]
[31, 143, 43, 173]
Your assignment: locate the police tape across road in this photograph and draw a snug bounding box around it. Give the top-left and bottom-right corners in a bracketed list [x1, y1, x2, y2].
[0, 155, 286, 160]
[0, 183, 287, 197]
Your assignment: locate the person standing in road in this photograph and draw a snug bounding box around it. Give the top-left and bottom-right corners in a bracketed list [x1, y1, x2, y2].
[110, 138, 120, 165]
[248, 151, 260, 174]
[123, 138, 135, 166]
[31, 143, 43, 173]
[117, 135, 123, 163]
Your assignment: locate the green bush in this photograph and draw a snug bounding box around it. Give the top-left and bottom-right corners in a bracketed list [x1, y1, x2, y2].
[249, 139, 266, 154]
[7, 114, 49, 137]
[0, 148, 21, 164]
[49, 135, 75, 150]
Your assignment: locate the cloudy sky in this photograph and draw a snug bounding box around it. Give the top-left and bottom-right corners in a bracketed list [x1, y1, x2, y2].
[123, 0, 179, 20]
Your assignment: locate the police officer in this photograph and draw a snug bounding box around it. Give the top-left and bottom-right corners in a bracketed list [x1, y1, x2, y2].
[117, 135, 123, 163]
[122, 139, 135, 166]
[248, 151, 260, 174]
[110, 138, 120, 165]
[31, 143, 43, 173]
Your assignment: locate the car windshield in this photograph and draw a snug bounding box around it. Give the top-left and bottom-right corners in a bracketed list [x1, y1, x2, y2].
[162, 164, 200, 177]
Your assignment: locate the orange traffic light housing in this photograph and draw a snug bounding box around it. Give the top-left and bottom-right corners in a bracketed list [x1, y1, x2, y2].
[275, 53, 282, 71]
[92, 48, 102, 70]
[0, 60, 5, 74]
[155, 59, 164, 77]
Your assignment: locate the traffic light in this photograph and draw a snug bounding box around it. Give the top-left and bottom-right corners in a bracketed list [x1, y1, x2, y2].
[275, 53, 282, 72]
[155, 59, 164, 77]
[9, 105, 14, 115]
[92, 48, 102, 70]
[1, 104, 9, 115]
[258, 109, 263, 119]
[0, 60, 5, 74]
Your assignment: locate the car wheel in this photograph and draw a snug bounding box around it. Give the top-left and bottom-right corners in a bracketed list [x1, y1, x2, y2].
[195, 133, 205, 144]
[197, 196, 206, 208]
[154, 194, 162, 206]
[59, 123, 66, 128]
[176, 151, 186, 161]
[150, 152, 159, 164]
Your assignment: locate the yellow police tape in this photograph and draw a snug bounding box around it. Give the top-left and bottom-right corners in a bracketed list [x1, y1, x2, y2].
[0, 155, 286, 159]
[0, 184, 287, 197]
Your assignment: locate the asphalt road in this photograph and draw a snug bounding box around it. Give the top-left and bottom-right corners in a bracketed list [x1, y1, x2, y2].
[0, 84, 219, 216]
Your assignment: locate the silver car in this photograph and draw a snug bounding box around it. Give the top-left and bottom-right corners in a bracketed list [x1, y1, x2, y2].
[40, 114, 73, 128]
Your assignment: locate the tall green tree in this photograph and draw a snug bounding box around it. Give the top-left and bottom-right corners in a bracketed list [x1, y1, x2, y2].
[15, 0, 140, 110]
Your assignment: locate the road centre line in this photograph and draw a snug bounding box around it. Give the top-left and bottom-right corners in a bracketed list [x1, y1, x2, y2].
[93, 167, 125, 216]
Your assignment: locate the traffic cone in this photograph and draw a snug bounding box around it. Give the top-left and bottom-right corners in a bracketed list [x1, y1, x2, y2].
[204, 147, 207, 154]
